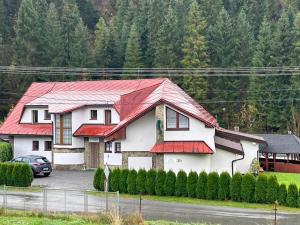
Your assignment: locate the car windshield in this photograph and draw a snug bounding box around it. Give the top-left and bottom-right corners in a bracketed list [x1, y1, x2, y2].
[35, 158, 49, 163]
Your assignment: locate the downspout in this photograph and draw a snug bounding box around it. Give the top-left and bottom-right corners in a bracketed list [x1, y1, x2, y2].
[231, 147, 245, 176]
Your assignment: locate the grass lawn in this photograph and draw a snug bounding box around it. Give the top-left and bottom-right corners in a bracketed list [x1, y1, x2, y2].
[266, 172, 300, 188]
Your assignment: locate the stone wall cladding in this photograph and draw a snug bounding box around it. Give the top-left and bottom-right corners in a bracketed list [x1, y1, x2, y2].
[122, 151, 164, 170]
[155, 104, 165, 143]
[54, 164, 84, 170]
[53, 148, 84, 153]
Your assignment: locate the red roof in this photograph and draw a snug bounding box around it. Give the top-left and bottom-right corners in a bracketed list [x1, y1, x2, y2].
[150, 141, 214, 154]
[73, 125, 115, 137]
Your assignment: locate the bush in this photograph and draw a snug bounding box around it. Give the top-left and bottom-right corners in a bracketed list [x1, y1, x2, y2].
[0, 163, 7, 185]
[278, 184, 287, 206]
[110, 168, 120, 192]
[5, 163, 16, 186]
[187, 171, 198, 198]
[119, 169, 129, 193]
[231, 172, 243, 202]
[255, 174, 268, 203]
[155, 170, 166, 196]
[266, 175, 279, 204]
[164, 170, 176, 196]
[241, 173, 256, 203]
[218, 172, 231, 200]
[175, 170, 187, 197]
[12, 163, 21, 187]
[0, 142, 12, 162]
[93, 168, 104, 191]
[100, 169, 106, 191]
[146, 169, 157, 195]
[287, 184, 298, 208]
[19, 163, 33, 187]
[136, 169, 147, 194]
[207, 172, 219, 200]
[196, 171, 207, 199]
[127, 170, 137, 194]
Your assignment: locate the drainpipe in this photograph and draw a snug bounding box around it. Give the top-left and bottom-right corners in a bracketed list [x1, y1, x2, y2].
[231, 153, 244, 176]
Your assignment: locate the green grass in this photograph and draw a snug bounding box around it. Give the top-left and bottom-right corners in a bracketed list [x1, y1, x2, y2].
[266, 172, 300, 188]
[0, 185, 42, 193]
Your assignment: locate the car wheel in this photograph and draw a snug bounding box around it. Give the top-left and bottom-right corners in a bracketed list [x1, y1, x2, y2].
[44, 173, 50, 177]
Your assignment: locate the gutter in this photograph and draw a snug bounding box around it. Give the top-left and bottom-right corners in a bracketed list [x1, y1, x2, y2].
[231, 153, 245, 176]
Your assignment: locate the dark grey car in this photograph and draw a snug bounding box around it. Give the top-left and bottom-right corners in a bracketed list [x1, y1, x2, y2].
[11, 155, 52, 177]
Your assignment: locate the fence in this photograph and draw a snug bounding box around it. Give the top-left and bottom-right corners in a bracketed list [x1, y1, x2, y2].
[0, 186, 120, 215]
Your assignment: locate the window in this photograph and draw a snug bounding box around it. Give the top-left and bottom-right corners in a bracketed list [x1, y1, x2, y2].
[45, 141, 52, 151]
[90, 110, 97, 120]
[12, 157, 23, 163]
[44, 110, 51, 120]
[32, 110, 38, 123]
[115, 142, 121, 153]
[166, 107, 189, 130]
[105, 110, 111, 125]
[105, 142, 112, 153]
[32, 141, 39, 151]
[55, 113, 72, 145]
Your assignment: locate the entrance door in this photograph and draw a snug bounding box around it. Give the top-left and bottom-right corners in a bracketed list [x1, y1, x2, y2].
[90, 143, 100, 168]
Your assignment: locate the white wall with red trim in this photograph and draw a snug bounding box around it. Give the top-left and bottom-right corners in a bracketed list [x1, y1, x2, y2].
[20, 107, 53, 124]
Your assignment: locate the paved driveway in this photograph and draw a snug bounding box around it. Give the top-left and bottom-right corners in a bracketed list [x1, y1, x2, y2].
[32, 170, 95, 189]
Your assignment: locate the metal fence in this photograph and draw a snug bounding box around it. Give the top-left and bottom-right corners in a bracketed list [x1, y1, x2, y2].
[0, 186, 120, 215]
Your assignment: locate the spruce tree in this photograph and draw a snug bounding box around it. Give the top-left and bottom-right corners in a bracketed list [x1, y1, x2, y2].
[197, 0, 223, 26]
[94, 17, 108, 67]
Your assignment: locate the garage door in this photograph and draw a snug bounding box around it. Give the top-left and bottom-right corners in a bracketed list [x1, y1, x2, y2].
[128, 157, 152, 171]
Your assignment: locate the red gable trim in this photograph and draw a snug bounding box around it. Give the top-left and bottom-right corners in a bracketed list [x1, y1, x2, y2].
[150, 141, 214, 154]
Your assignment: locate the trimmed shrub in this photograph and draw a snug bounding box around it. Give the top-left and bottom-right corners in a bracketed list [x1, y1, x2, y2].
[12, 163, 21, 187]
[287, 184, 298, 208]
[93, 168, 104, 191]
[255, 174, 268, 203]
[164, 170, 176, 196]
[266, 175, 279, 204]
[136, 169, 147, 194]
[187, 171, 198, 198]
[207, 172, 219, 200]
[119, 169, 129, 193]
[0, 163, 7, 185]
[19, 163, 33, 187]
[0, 142, 12, 162]
[110, 168, 121, 192]
[146, 169, 157, 195]
[100, 169, 106, 191]
[5, 163, 16, 186]
[196, 171, 207, 199]
[175, 170, 187, 197]
[241, 173, 256, 203]
[218, 172, 231, 200]
[155, 170, 166, 196]
[231, 172, 243, 202]
[278, 184, 287, 206]
[127, 170, 137, 194]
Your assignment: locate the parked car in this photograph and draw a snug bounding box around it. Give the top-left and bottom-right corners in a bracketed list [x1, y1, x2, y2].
[11, 155, 52, 177]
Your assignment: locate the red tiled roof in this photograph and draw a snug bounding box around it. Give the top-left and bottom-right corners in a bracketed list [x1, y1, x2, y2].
[150, 141, 214, 154]
[73, 124, 115, 137]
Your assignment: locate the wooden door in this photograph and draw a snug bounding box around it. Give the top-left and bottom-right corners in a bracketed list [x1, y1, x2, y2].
[90, 143, 100, 168]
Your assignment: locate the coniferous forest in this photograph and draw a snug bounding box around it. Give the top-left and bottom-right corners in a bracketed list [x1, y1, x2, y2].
[0, 0, 299, 135]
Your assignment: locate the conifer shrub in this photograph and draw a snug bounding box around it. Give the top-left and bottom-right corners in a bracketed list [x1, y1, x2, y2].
[196, 171, 207, 199]
[187, 171, 198, 198]
[5, 163, 16, 186]
[278, 184, 287, 206]
[100, 169, 106, 191]
[175, 170, 187, 197]
[146, 169, 157, 195]
[0, 142, 12, 162]
[164, 170, 176, 196]
[207, 172, 219, 200]
[287, 184, 298, 208]
[218, 172, 231, 200]
[155, 170, 166, 196]
[110, 168, 120, 192]
[0, 163, 7, 185]
[93, 168, 104, 191]
[241, 173, 256, 203]
[266, 175, 279, 204]
[12, 163, 21, 187]
[231, 172, 243, 202]
[136, 169, 147, 194]
[127, 170, 137, 194]
[255, 174, 268, 203]
[119, 169, 129, 193]
[20, 163, 33, 187]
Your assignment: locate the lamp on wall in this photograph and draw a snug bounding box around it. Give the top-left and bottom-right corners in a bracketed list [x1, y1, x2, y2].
[156, 119, 163, 134]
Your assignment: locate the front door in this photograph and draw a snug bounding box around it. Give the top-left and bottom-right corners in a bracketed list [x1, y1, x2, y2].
[90, 143, 100, 168]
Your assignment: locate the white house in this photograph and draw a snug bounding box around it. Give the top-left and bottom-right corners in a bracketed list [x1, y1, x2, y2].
[0, 78, 265, 174]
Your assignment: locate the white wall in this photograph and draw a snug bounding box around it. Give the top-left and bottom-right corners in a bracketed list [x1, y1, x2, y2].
[121, 110, 156, 152]
[128, 157, 152, 170]
[211, 148, 238, 174]
[53, 153, 84, 165]
[163, 105, 215, 151]
[104, 153, 122, 166]
[164, 154, 211, 174]
[13, 136, 53, 161]
[235, 140, 259, 174]
[20, 107, 52, 124]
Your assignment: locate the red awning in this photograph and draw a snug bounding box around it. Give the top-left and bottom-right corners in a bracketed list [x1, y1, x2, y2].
[73, 124, 115, 137]
[150, 141, 213, 154]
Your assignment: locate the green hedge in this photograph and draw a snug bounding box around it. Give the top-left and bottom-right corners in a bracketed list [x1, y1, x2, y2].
[231, 172, 242, 201]
[110, 168, 120, 192]
[241, 173, 256, 203]
[155, 170, 166, 196]
[255, 174, 268, 203]
[196, 171, 207, 199]
[164, 170, 176, 196]
[93, 168, 103, 191]
[119, 169, 129, 193]
[218, 172, 231, 200]
[175, 170, 187, 197]
[266, 175, 279, 204]
[287, 184, 298, 208]
[0, 142, 12, 162]
[0, 163, 33, 187]
[278, 184, 287, 206]
[127, 170, 137, 194]
[5, 163, 15, 186]
[146, 169, 157, 195]
[187, 171, 198, 198]
[207, 172, 219, 200]
[136, 169, 147, 194]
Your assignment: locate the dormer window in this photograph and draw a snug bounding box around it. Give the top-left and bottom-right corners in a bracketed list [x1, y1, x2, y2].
[32, 110, 38, 123]
[90, 110, 97, 120]
[44, 110, 51, 120]
[166, 107, 189, 130]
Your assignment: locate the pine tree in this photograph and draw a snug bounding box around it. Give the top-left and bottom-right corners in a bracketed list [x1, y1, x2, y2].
[94, 17, 108, 67]
[181, 0, 209, 102]
[196, 0, 223, 26]
[123, 24, 144, 69]
[294, 13, 300, 66]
